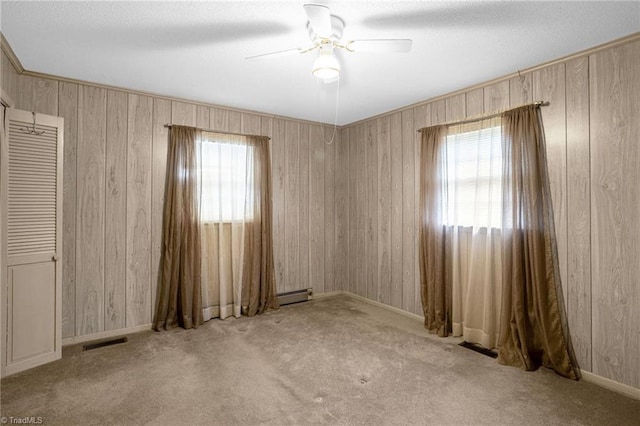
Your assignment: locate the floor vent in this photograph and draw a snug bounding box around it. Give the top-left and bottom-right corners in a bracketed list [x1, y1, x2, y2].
[277, 289, 311, 306]
[83, 337, 128, 351]
[459, 341, 498, 358]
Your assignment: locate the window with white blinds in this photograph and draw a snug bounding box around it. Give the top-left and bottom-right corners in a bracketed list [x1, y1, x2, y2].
[199, 133, 252, 222]
[443, 120, 502, 228]
[7, 120, 59, 256]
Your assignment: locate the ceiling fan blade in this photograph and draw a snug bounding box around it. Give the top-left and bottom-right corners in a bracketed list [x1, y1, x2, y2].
[303, 4, 332, 39]
[245, 48, 303, 60]
[346, 39, 413, 53]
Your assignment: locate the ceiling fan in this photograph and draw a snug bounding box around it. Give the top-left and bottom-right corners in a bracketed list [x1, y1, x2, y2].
[246, 4, 413, 81]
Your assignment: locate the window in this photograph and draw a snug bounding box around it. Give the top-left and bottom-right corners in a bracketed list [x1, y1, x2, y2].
[199, 133, 252, 222]
[443, 121, 502, 228]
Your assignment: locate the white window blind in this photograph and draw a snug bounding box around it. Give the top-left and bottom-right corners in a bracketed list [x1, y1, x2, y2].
[199, 134, 251, 222]
[444, 121, 502, 228]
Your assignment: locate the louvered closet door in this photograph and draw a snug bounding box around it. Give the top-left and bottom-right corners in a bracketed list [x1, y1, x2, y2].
[1, 109, 63, 377]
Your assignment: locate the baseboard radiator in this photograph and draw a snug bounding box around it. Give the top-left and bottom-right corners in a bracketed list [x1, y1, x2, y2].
[277, 289, 312, 306]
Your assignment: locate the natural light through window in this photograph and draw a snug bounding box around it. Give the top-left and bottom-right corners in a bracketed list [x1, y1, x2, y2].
[199, 136, 251, 222]
[444, 124, 502, 228]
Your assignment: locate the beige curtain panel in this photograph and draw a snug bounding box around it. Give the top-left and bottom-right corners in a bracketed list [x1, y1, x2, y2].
[153, 126, 203, 330]
[154, 128, 278, 331]
[497, 105, 579, 379]
[418, 125, 450, 337]
[241, 136, 279, 316]
[200, 134, 278, 319]
[418, 104, 580, 379]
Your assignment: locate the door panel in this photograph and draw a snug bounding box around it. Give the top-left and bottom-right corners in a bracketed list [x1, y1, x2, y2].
[9, 262, 56, 362]
[1, 109, 63, 377]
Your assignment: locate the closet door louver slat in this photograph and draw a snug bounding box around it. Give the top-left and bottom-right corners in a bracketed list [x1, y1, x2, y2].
[7, 121, 58, 257]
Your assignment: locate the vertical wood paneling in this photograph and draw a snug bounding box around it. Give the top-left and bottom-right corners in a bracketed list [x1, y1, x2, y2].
[299, 124, 310, 293]
[309, 125, 325, 293]
[365, 121, 378, 299]
[335, 128, 349, 292]
[241, 113, 261, 135]
[126, 94, 153, 327]
[355, 125, 366, 297]
[533, 63, 568, 305]
[348, 127, 357, 295]
[590, 41, 640, 388]
[377, 116, 391, 304]
[150, 99, 171, 320]
[565, 57, 592, 372]
[211, 107, 229, 131]
[171, 102, 196, 126]
[260, 116, 273, 139]
[446, 95, 465, 127]
[196, 105, 210, 129]
[228, 110, 242, 133]
[285, 121, 300, 292]
[1, 52, 18, 102]
[389, 113, 403, 309]
[401, 109, 416, 314]
[431, 100, 446, 125]
[58, 82, 78, 338]
[324, 126, 336, 293]
[465, 88, 484, 116]
[509, 73, 533, 107]
[484, 80, 510, 112]
[271, 119, 286, 291]
[76, 85, 107, 335]
[16, 75, 58, 116]
[413, 104, 430, 315]
[104, 90, 127, 330]
[445, 94, 466, 121]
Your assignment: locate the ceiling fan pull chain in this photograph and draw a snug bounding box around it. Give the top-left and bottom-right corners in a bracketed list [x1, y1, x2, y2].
[323, 77, 339, 145]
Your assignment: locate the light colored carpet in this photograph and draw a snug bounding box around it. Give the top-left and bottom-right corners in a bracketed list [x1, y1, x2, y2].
[1, 294, 639, 425]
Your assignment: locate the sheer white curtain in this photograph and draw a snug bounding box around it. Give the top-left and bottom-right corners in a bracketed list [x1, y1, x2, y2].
[199, 132, 254, 321]
[445, 117, 503, 349]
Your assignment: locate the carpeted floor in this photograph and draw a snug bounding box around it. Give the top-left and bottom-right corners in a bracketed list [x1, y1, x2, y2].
[1, 294, 639, 425]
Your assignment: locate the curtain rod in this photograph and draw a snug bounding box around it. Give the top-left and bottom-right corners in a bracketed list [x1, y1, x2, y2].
[163, 124, 271, 140]
[417, 101, 548, 132]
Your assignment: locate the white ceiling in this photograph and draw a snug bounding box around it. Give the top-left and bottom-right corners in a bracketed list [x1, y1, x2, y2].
[2, 1, 639, 125]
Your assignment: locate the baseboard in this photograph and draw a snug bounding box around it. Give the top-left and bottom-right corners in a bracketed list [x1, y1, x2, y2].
[62, 324, 152, 346]
[581, 370, 640, 401]
[310, 290, 343, 300]
[341, 291, 426, 323]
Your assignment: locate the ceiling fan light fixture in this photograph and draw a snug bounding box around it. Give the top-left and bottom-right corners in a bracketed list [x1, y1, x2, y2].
[312, 52, 340, 80]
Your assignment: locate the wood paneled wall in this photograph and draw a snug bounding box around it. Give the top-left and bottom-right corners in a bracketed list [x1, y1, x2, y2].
[3, 35, 639, 390]
[2, 52, 339, 340]
[338, 38, 640, 389]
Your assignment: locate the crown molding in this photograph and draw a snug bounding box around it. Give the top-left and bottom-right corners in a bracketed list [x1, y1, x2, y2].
[1, 32, 25, 74]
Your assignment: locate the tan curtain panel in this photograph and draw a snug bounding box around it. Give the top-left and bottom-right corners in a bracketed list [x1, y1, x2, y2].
[418, 125, 450, 337]
[241, 136, 279, 316]
[498, 105, 580, 379]
[418, 104, 579, 379]
[153, 126, 203, 330]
